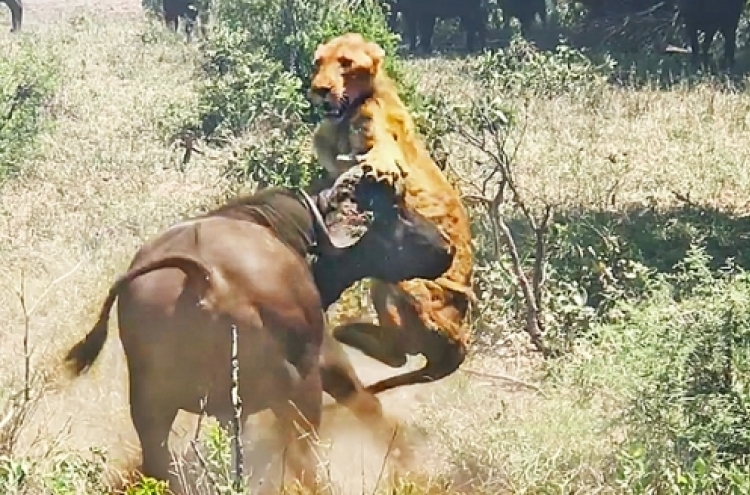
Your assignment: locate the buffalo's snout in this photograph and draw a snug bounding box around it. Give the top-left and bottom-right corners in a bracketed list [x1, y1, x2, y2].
[398, 240, 454, 284]
[421, 235, 455, 281]
[369, 208, 454, 284]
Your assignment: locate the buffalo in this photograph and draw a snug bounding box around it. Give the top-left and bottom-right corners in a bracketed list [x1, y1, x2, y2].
[388, 0, 487, 53]
[678, 0, 745, 70]
[2, 0, 22, 32]
[162, 0, 208, 41]
[63, 165, 454, 493]
[499, 0, 547, 37]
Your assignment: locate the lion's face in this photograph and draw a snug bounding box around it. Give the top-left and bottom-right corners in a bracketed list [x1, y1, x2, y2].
[309, 33, 385, 122]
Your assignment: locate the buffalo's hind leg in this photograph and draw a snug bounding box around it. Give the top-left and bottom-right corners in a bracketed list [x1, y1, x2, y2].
[163, 10, 179, 32]
[271, 368, 323, 491]
[403, 12, 419, 51]
[321, 334, 414, 466]
[417, 15, 437, 53]
[721, 24, 739, 71]
[129, 375, 180, 493]
[8, 0, 22, 32]
[700, 28, 717, 70]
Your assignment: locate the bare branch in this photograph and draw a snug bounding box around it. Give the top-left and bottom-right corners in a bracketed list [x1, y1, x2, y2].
[370, 424, 400, 495]
[458, 103, 554, 357]
[187, 396, 222, 495]
[229, 323, 244, 493]
[463, 192, 552, 356]
[532, 205, 554, 309]
[672, 189, 699, 208]
[26, 258, 85, 318]
[490, 204, 551, 357]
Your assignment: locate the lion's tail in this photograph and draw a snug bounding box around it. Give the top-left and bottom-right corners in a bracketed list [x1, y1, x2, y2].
[64, 254, 212, 377]
[365, 330, 467, 395]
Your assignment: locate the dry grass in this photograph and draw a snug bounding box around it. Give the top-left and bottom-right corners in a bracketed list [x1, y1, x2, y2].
[0, 7, 235, 489]
[1, 4, 750, 495]
[410, 55, 750, 213]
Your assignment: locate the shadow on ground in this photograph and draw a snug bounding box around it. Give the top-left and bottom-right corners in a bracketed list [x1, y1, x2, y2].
[470, 200, 750, 314]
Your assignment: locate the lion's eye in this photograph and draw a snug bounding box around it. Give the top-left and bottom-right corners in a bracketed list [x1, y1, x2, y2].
[338, 58, 352, 69]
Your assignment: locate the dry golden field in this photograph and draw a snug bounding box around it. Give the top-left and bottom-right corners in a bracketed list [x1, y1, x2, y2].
[1, 1, 750, 494]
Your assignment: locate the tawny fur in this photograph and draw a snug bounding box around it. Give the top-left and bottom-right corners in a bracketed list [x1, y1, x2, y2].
[310, 32, 475, 394]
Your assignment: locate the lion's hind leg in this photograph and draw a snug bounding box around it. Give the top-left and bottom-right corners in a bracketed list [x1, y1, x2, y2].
[332, 281, 467, 395]
[332, 280, 414, 369]
[321, 330, 415, 466]
[331, 321, 410, 368]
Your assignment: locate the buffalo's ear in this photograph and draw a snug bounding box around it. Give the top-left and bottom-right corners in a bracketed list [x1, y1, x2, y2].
[323, 209, 371, 249]
[315, 164, 407, 250]
[315, 166, 374, 250]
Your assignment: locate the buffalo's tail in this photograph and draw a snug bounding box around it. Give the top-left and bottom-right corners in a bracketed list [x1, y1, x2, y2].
[64, 254, 212, 377]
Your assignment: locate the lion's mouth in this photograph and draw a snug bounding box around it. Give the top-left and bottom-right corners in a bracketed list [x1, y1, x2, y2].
[322, 96, 350, 121]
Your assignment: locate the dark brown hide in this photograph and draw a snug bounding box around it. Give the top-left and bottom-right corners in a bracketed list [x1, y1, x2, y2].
[162, 0, 208, 41]
[63, 165, 453, 493]
[2, 0, 22, 32]
[388, 0, 487, 53]
[678, 0, 744, 69]
[499, 0, 547, 37]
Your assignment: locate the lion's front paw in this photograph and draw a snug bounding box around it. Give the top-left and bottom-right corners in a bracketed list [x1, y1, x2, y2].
[357, 153, 405, 187]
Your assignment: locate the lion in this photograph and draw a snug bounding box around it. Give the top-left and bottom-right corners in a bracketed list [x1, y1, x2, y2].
[308, 32, 475, 397]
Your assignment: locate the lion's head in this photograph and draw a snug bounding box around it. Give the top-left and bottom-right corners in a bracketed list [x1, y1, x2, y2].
[309, 33, 386, 123]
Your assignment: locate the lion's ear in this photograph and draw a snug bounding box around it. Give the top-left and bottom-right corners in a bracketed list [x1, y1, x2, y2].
[364, 41, 385, 72]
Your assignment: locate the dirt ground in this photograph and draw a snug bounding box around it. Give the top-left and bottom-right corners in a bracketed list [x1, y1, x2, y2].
[16, 0, 142, 27]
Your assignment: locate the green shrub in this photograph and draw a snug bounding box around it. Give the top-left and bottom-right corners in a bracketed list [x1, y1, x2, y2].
[44, 450, 109, 495]
[546, 205, 750, 313]
[124, 476, 170, 495]
[211, 0, 400, 89]
[0, 456, 30, 492]
[190, 25, 310, 141]
[0, 450, 110, 494]
[165, 0, 463, 190]
[611, 246, 750, 494]
[0, 45, 58, 182]
[469, 37, 614, 98]
[221, 124, 319, 189]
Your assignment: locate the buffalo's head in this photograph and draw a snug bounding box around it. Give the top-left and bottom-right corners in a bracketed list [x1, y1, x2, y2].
[305, 165, 455, 308]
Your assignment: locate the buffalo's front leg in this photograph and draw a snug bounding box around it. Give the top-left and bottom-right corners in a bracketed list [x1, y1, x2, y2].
[163, 11, 179, 32]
